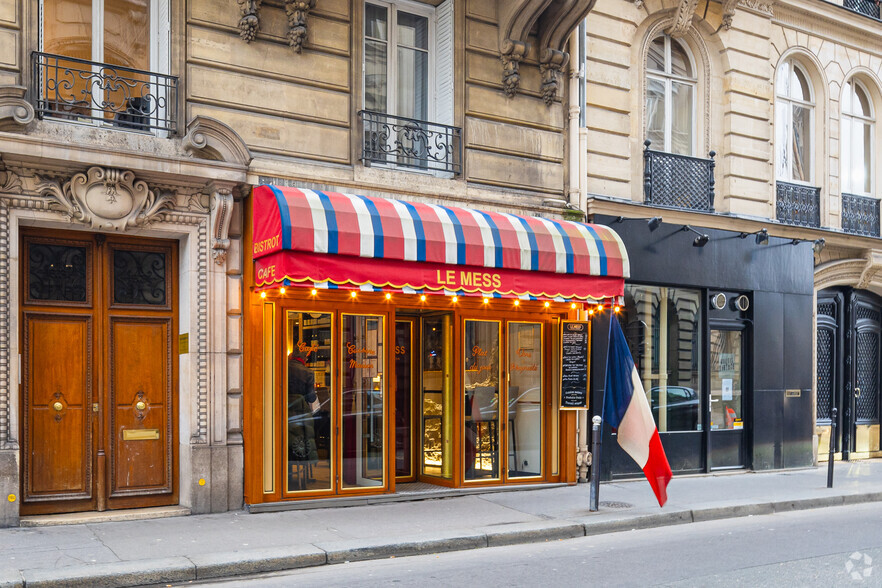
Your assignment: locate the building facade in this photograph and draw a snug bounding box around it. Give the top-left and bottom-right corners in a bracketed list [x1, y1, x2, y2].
[582, 0, 882, 479]
[0, 0, 612, 525]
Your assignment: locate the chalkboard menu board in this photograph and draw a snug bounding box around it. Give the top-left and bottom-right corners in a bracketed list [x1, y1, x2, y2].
[560, 321, 590, 409]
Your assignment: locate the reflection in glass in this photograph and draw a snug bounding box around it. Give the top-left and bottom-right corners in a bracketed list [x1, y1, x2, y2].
[710, 330, 743, 430]
[645, 78, 665, 149]
[395, 321, 413, 479]
[464, 320, 500, 481]
[286, 311, 332, 492]
[507, 323, 542, 478]
[364, 3, 388, 113]
[623, 285, 702, 433]
[342, 315, 384, 488]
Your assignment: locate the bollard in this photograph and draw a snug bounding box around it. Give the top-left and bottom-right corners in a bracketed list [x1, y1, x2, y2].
[589, 415, 602, 511]
[827, 406, 837, 488]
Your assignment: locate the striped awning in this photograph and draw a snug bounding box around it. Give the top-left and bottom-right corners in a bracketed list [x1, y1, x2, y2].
[252, 185, 629, 301]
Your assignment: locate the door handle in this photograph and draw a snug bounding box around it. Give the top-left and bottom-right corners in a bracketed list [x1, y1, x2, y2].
[855, 387, 861, 398]
[52, 402, 63, 412]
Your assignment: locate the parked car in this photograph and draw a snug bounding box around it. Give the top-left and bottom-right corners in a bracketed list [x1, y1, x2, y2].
[649, 386, 699, 431]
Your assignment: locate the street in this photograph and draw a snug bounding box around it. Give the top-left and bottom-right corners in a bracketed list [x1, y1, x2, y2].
[181, 502, 882, 587]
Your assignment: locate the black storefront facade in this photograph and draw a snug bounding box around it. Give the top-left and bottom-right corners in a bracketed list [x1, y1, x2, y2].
[590, 215, 815, 479]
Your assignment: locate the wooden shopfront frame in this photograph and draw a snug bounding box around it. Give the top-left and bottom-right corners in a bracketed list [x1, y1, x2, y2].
[244, 285, 581, 506]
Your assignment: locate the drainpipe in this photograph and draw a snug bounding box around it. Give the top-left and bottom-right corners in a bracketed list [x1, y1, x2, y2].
[567, 27, 583, 213]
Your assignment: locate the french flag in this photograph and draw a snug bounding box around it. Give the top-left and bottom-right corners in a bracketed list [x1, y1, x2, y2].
[604, 314, 672, 507]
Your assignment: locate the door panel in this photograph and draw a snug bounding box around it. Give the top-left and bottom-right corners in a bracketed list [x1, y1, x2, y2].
[709, 328, 745, 469]
[21, 231, 178, 515]
[24, 313, 93, 501]
[108, 318, 173, 497]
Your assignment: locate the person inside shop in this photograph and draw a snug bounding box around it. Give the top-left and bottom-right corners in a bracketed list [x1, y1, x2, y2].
[288, 347, 319, 490]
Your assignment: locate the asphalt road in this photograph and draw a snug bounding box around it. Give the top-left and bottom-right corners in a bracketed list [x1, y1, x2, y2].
[181, 502, 882, 587]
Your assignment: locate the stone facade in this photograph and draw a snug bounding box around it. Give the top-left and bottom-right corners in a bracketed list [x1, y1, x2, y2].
[582, 0, 882, 461]
[0, 0, 600, 524]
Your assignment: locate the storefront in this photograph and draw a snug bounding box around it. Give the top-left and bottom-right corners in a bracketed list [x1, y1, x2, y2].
[243, 186, 629, 504]
[590, 215, 815, 479]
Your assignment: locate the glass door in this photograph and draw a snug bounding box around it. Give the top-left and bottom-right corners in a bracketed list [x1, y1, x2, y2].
[341, 314, 385, 489]
[394, 319, 415, 481]
[421, 315, 453, 480]
[285, 311, 334, 494]
[464, 320, 501, 482]
[709, 328, 745, 469]
[507, 323, 543, 479]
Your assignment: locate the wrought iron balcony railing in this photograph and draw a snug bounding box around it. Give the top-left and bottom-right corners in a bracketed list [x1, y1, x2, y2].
[776, 181, 821, 228]
[359, 110, 462, 175]
[844, 0, 880, 19]
[842, 192, 881, 237]
[31, 51, 178, 133]
[642, 140, 715, 212]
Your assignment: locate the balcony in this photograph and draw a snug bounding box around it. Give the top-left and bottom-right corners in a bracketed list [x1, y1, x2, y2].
[842, 193, 881, 237]
[642, 140, 716, 212]
[844, 0, 880, 19]
[31, 52, 178, 133]
[358, 110, 462, 176]
[776, 181, 821, 228]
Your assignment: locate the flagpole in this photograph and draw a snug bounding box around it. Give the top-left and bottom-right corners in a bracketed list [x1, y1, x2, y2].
[589, 312, 615, 512]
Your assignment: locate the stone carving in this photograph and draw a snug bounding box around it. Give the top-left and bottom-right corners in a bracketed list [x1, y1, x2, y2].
[36, 167, 175, 231]
[668, 0, 700, 38]
[0, 170, 22, 193]
[210, 184, 235, 265]
[722, 0, 738, 29]
[540, 49, 569, 105]
[237, 0, 262, 42]
[0, 86, 35, 133]
[184, 116, 253, 166]
[286, 0, 316, 53]
[536, 0, 597, 104]
[738, 0, 774, 16]
[501, 39, 529, 97]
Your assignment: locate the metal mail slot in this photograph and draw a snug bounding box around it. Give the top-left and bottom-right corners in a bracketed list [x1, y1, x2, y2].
[785, 389, 801, 398]
[122, 429, 160, 441]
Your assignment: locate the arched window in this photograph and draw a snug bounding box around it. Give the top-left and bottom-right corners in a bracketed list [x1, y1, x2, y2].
[842, 78, 874, 196]
[775, 59, 815, 183]
[645, 34, 697, 156]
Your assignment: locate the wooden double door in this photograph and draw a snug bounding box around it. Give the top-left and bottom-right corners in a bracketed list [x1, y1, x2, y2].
[20, 230, 178, 515]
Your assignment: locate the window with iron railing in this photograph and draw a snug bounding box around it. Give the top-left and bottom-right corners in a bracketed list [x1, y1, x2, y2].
[642, 140, 715, 212]
[32, 52, 178, 133]
[775, 181, 821, 228]
[842, 192, 881, 237]
[844, 0, 881, 19]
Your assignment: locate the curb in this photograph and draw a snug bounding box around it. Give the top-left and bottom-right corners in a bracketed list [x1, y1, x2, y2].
[8, 491, 882, 587]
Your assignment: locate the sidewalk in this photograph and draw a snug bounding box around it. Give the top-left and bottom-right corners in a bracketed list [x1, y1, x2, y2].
[2, 460, 882, 588]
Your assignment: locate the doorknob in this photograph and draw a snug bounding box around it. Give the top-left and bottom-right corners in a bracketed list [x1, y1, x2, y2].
[135, 401, 147, 411]
[52, 402, 63, 412]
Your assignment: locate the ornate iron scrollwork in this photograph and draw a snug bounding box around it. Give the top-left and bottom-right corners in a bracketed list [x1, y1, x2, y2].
[113, 249, 167, 306]
[28, 243, 88, 302]
[359, 110, 462, 175]
[32, 52, 178, 133]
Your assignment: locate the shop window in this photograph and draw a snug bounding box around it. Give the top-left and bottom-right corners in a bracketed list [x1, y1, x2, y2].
[775, 59, 815, 184]
[623, 285, 702, 433]
[841, 78, 874, 197]
[645, 34, 696, 156]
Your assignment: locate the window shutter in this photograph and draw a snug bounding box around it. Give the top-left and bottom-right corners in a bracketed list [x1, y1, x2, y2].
[156, 0, 171, 74]
[434, 0, 454, 127]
